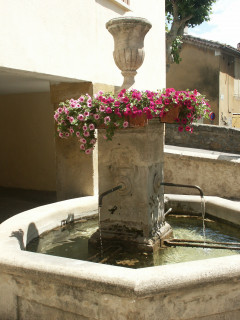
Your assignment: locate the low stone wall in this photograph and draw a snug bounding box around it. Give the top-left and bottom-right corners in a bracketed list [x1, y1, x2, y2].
[164, 146, 240, 200]
[165, 123, 240, 154]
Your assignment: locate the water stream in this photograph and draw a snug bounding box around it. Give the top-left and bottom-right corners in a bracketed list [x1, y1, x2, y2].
[27, 215, 240, 269]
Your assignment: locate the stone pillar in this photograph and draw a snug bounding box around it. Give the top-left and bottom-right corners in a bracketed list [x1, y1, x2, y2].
[97, 120, 172, 250]
[50, 82, 96, 200]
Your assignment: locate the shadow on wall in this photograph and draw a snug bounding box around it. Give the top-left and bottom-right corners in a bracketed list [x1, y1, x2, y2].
[95, 0, 127, 14]
[10, 222, 39, 250]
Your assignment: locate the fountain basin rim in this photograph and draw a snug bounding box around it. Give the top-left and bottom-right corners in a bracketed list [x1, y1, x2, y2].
[0, 195, 240, 299]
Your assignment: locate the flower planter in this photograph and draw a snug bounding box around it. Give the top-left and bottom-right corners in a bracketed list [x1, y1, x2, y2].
[127, 114, 148, 127]
[160, 106, 180, 123]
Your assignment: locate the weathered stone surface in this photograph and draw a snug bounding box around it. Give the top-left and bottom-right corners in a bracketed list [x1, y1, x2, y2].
[0, 196, 240, 320]
[165, 123, 240, 154]
[97, 121, 166, 246]
[164, 146, 240, 199]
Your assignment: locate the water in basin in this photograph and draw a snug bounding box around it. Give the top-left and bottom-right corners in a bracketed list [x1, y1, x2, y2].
[27, 215, 240, 268]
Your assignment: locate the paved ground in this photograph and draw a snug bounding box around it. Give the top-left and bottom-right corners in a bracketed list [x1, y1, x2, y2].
[0, 188, 56, 224]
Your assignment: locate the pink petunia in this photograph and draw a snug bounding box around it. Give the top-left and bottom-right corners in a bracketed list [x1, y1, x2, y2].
[69, 128, 74, 134]
[59, 132, 64, 138]
[77, 114, 84, 121]
[90, 139, 96, 145]
[89, 123, 95, 131]
[80, 144, 85, 150]
[178, 126, 184, 132]
[80, 138, 87, 144]
[100, 105, 105, 112]
[85, 148, 92, 155]
[76, 131, 81, 138]
[78, 96, 85, 102]
[105, 107, 112, 114]
[181, 118, 187, 125]
[84, 111, 90, 117]
[65, 132, 70, 137]
[123, 121, 129, 128]
[83, 131, 90, 137]
[104, 116, 111, 124]
[54, 113, 59, 121]
[94, 114, 100, 120]
[83, 125, 88, 131]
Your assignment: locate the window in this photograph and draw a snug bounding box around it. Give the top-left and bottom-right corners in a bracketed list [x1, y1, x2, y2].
[234, 58, 240, 98]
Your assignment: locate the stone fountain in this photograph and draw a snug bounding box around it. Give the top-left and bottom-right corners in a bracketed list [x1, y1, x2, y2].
[0, 16, 239, 320]
[90, 16, 172, 251]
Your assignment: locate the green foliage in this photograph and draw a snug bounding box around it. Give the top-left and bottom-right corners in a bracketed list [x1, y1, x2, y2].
[166, 0, 216, 28]
[171, 36, 183, 64]
[165, 0, 216, 67]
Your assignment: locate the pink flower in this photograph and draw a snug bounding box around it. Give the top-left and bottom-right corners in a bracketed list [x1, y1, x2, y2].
[114, 101, 120, 107]
[104, 116, 111, 124]
[54, 113, 59, 121]
[185, 126, 191, 132]
[122, 97, 129, 103]
[103, 135, 107, 140]
[85, 149, 92, 155]
[105, 107, 112, 114]
[78, 96, 85, 102]
[83, 125, 88, 131]
[69, 128, 74, 134]
[57, 108, 63, 113]
[83, 131, 90, 137]
[94, 114, 100, 120]
[100, 105, 105, 112]
[80, 138, 87, 144]
[80, 144, 85, 150]
[76, 131, 80, 138]
[77, 114, 84, 121]
[65, 132, 70, 137]
[178, 126, 184, 132]
[84, 111, 90, 117]
[89, 123, 95, 131]
[59, 132, 64, 138]
[69, 116, 74, 123]
[90, 139, 96, 145]
[187, 113, 192, 118]
[123, 121, 129, 128]
[181, 118, 187, 125]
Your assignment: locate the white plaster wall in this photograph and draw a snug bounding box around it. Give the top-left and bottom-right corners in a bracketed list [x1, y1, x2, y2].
[0, 0, 165, 90]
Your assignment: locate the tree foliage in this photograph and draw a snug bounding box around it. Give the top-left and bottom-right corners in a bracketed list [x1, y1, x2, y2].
[166, 0, 216, 70]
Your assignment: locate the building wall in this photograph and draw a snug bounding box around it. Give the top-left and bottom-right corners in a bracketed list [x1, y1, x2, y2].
[219, 53, 235, 126]
[167, 43, 220, 125]
[0, 92, 56, 191]
[0, 0, 166, 90]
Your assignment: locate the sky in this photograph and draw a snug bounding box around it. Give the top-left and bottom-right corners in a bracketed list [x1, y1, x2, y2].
[188, 0, 240, 48]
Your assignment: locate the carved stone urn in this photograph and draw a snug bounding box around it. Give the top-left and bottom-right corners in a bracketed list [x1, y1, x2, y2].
[106, 16, 152, 90]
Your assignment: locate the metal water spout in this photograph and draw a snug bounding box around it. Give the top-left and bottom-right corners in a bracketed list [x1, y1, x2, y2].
[106, 16, 152, 90]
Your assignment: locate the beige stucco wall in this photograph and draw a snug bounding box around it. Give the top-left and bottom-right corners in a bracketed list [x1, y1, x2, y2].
[219, 54, 236, 126]
[0, 0, 165, 90]
[0, 92, 56, 191]
[167, 43, 220, 125]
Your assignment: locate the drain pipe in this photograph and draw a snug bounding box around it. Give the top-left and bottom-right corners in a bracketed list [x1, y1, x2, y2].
[160, 182, 204, 198]
[99, 185, 122, 207]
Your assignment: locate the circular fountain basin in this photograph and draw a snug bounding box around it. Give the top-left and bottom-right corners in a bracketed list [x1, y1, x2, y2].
[0, 195, 240, 320]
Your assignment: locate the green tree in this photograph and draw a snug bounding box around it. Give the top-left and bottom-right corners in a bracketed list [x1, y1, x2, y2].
[166, 0, 216, 71]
